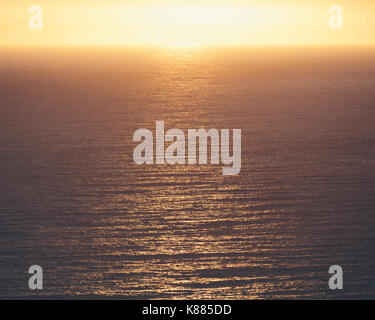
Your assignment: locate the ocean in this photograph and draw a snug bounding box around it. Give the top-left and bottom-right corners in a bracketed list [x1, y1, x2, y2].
[0, 46, 374, 299]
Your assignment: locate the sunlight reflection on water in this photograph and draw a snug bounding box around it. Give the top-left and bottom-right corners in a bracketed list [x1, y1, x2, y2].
[0, 47, 374, 298]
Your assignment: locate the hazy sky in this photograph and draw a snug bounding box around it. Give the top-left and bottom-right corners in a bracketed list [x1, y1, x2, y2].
[1, 0, 375, 46]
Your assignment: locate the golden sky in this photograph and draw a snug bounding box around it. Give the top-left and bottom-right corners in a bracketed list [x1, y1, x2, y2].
[1, 0, 375, 46]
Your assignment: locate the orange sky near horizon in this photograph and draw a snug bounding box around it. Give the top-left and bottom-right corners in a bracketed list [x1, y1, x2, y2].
[1, 0, 375, 47]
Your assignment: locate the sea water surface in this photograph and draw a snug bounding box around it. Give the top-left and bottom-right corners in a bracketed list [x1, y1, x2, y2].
[0, 47, 374, 299]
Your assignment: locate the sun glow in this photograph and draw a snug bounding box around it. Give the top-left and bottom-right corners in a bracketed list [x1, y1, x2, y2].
[1, 0, 375, 47]
[129, 3, 281, 46]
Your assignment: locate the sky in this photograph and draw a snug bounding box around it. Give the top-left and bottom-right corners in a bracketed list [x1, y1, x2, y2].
[1, 0, 375, 46]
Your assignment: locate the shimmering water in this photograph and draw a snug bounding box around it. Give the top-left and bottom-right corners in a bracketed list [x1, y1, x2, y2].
[0, 47, 374, 299]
